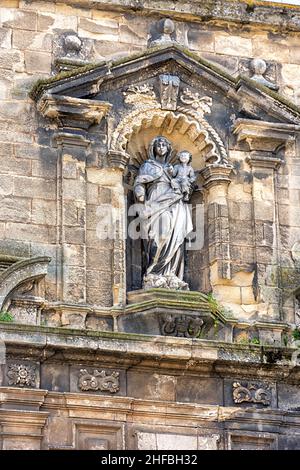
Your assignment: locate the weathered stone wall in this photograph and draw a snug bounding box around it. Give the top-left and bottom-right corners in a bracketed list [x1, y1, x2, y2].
[1, 0, 300, 451]
[1, 2, 300, 311]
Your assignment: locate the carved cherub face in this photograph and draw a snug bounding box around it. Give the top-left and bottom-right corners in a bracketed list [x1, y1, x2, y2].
[178, 151, 191, 164]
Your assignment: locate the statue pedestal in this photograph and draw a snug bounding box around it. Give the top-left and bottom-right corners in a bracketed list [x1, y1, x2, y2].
[119, 288, 228, 339]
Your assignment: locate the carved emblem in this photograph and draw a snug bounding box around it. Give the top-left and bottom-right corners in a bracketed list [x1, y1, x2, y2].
[123, 84, 157, 106]
[232, 382, 271, 406]
[160, 314, 204, 338]
[78, 369, 120, 393]
[7, 364, 36, 387]
[180, 88, 212, 116]
[159, 74, 180, 110]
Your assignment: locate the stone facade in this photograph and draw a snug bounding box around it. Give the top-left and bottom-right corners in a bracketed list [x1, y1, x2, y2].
[0, 0, 300, 450]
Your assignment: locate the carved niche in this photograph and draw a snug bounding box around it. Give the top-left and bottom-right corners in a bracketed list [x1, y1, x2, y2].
[32, 43, 300, 303]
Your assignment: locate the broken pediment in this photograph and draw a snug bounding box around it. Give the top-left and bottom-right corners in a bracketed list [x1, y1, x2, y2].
[31, 44, 300, 125]
[31, 44, 300, 177]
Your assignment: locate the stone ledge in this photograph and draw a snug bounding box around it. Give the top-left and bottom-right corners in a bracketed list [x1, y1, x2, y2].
[0, 322, 295, 366]
[25, 0, 300, 31]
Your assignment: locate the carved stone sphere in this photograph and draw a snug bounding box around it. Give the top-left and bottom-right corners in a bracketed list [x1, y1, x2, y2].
[64, 34, 82, 53]
[251, 58, 267, 75]
[162, 18, 175, 35]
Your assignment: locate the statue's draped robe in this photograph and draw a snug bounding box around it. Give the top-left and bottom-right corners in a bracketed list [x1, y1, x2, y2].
[134, 159, 193, 279]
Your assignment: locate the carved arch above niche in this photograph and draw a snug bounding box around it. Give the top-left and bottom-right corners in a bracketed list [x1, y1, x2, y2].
[32, 44, 300, 168]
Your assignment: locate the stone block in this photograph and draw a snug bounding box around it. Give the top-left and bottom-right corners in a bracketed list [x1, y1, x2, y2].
[0, 174, 13, 196]
[61, 310, 86, 328]
[119, 23, 148, 47]
[0, 238, 30, 257]
[25, 50, 51, 74]
[241, 286, 256, 304]
[78, 17, 119, 40]
[0, 27, 11, 48]
[278, 384, 300, 411]
[187, 27, 214, 52]
[37, 12, 77, 32]
[253, 35, 289, 62]
[41, 363, 69, 392]
[215, 33, 252, 57]
[213, 285, 241, 304]
[64, 227, 85, 244]
[127, 371, 176, 401]
[156, 433, 198, 451]
[31, 199, 57, 226]
[1, 9, 37, 31]
[31, 159, 57, 179]
[87, 286, 112, 307]
[5, 222, 56, 244]
[64, 244, 85, 267]
[63, 201, 79, 226]
[85, 315, 113, 331]
[0, 49, 24, 71]
[0, 196, 31, 223]
[13, 176, 55, 200]
[87, 248, 112, 270]
[12, 30, 52, 51]
[63, 179, 86, 201]
[176, 377, 223, 405]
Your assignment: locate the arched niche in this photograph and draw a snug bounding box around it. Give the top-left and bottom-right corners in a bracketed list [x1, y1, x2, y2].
[114, 109, 227, 292]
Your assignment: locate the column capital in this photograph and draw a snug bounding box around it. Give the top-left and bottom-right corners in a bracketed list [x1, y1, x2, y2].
[246, 151, 283, 170]
[106, 150, 130, 171]
[201, 164, 233, 190]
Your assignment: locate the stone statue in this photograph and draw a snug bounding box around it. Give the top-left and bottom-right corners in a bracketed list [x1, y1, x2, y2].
[133, 136, 194, 290]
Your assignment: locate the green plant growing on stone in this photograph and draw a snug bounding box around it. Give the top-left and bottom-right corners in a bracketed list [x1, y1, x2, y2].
[250, 337, 260, 345]
[0, 311, 14, 322]
[292, 329, 300, 341]
[206, 292, 220, 313]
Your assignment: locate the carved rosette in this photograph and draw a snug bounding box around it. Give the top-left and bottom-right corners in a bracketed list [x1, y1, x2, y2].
[78, 369, 120, 393]
[7, 364, 37, 388]
[232, 382, 271, 406]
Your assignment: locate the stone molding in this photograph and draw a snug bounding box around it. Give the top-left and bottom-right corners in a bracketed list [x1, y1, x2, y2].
[0, 257, 51, 311]
[35, 1, 300, 32]
[37, 93, 111, 130]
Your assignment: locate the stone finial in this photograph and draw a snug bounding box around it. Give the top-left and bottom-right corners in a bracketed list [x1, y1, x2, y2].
[149, 18, 177, 47]
[54, 31, 90, 72]
[250, 58, 279, 91]
[64, 33, 82, 56]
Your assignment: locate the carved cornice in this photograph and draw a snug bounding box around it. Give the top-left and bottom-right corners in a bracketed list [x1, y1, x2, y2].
[232, 119, 298, 152]
[31, 1, 300, 32]
[37, 93, 111, 130]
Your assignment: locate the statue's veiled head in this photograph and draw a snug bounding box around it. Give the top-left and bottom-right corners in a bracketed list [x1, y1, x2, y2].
[149, 136, 172, 163]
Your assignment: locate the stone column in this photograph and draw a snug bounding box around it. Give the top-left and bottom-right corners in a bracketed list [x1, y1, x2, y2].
[201, 165, 233, 287]
[233, 119, 292, 319]
[107, 151, 130, 307]
[247, 152, 282, 316]
[55, 131, 90, 303]
[37, 94, 111, 305]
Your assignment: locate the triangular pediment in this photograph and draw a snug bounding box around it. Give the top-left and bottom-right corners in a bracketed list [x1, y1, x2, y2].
[31, 44, 300, 126]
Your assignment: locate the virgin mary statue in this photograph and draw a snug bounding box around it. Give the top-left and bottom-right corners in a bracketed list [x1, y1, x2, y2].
[133, 136, 194, 290]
